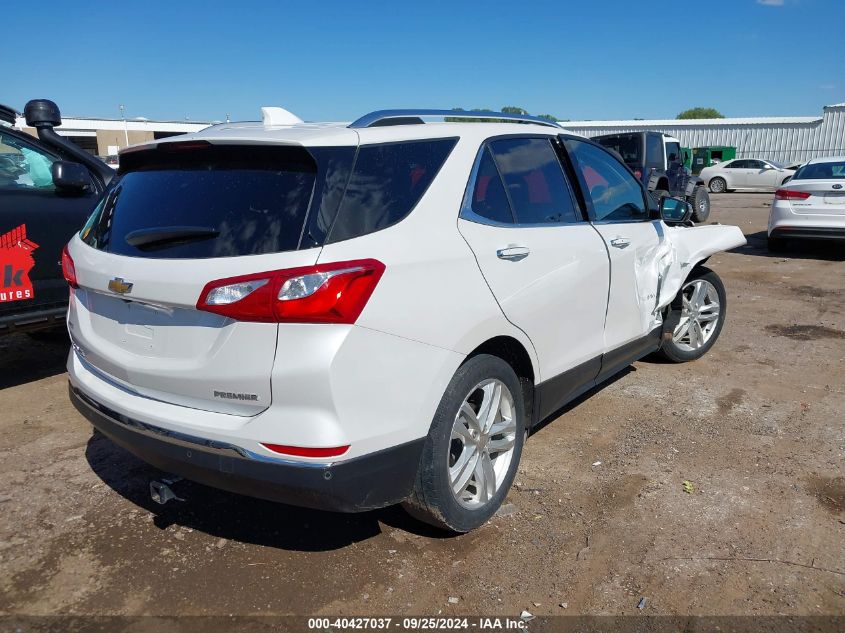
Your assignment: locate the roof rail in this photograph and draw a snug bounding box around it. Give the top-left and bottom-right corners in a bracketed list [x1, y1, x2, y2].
[0, 103, 19, 126]
[348, 109, 561, 129]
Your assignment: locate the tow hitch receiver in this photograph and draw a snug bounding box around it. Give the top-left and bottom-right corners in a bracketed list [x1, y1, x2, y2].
[150, 477, 185, 505]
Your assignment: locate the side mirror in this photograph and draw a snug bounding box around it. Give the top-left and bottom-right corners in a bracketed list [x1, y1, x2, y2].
[659, 196, 693, 224]
[51, 161, 93, 192]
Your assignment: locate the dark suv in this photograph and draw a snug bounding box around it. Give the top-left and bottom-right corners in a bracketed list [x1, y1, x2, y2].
[0, 100, 112, 334]
[594, 131, 710, 222]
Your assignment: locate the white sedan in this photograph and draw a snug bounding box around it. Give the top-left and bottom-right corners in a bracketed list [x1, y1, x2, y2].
[768, 156, 845, 250]
[701, 159, 795, 193]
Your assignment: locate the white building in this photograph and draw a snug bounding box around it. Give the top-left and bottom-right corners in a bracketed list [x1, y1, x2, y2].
[563, 103, 845, 164]
[13, 115, 211, 157]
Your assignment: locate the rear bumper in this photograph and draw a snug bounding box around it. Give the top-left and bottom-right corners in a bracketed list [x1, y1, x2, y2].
[70, 384, 425, 512]
[768, 200, 845, 241]
[768, 226, 845, 241]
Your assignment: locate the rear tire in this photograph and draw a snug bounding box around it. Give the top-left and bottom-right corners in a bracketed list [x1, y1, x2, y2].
[689, 186, 711, 222]
[767, 236, 787, 252]
[708, 177, 727, 194]
[403, 354, 526, 533]
[658, 267, 726, 363]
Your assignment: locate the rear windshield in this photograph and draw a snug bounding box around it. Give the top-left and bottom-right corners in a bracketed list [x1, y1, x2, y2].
[793, 160, 845, 180]
[82, 139, 456, 258]
[82, 145, 322, 258]
[595, 134, 642, 166]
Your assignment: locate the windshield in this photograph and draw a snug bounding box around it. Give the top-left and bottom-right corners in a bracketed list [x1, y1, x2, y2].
[793, 160, 845, 180]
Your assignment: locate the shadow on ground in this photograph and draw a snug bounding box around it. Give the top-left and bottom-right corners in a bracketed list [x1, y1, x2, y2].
[84, 431, 451, 552]
[734, 230, 845, 261]
[83, 366, 637, 551]
[0, 330, 69, 390]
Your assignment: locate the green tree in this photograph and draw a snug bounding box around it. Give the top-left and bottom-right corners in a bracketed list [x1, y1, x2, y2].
[501, 106, 529, 115]
[677, 107, 725, 119]
[537, 114, 558, 122]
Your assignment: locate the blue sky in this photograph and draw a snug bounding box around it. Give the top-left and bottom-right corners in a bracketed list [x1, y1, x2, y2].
[5, 0, 843, 123]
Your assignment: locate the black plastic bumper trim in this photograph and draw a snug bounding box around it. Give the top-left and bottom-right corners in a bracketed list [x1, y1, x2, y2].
[770, 226, 845, 241]
[70, 384, 425, 512]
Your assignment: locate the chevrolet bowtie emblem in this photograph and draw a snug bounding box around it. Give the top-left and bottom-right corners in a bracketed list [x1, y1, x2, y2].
[108, 277, 133, 295]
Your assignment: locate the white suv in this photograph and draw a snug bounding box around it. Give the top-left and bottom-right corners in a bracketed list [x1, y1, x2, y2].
[64, 109, 746, 532]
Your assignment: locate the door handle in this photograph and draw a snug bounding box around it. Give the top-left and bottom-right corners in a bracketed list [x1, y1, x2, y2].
[609, 238, 630, 249]
[496, 246, 530, 261]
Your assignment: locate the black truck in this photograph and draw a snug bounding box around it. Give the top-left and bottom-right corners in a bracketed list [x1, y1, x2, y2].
[593, 131, 710, 222]
[0, 100, 112, 334]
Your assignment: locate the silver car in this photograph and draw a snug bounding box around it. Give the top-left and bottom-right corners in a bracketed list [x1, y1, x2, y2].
[701, 159, 796, 193]
[767, 156, 845, 250]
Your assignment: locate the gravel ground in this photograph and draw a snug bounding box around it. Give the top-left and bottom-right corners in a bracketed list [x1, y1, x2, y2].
[0, 193, 843, 621]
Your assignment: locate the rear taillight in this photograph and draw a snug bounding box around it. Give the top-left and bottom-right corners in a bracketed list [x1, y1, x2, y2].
[261, 443, 350, 458]
[196, 259, 385, 324]
[775, 189, 811, 200]
[634, 169, 642, 180]
[61, 245, 78, 288]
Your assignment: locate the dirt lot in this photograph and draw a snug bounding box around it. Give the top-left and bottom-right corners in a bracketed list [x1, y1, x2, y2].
[1, 193, 843, 621]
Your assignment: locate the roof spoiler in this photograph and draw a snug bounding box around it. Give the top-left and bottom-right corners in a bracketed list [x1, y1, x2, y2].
[23, 99, 114, 186]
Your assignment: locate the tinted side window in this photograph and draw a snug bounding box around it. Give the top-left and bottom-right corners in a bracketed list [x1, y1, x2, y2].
[727, 160, 747, 169]
[665, 142, 682, 165]
[488, 138, 580, 224]
[565, 139, 647, 222]
[0, 130, 56, 190]
[747, 160, 766, 169]
[328, 138, 457, 243]
[645, 134, 664, 168]
[470, 147, 514, 224]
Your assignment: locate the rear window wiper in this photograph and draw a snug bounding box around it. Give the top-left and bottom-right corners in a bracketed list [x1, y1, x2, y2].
[125, 226, 220, 250]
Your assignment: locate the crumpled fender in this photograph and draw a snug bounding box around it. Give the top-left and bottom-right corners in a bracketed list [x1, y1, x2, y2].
[655, 224, 746, 310]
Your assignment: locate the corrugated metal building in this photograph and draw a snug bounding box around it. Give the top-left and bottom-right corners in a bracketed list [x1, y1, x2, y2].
[562, 103, 845, 164]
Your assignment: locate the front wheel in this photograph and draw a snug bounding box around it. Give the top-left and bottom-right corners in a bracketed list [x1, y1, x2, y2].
[403, 354, 526, 533]
[689, 186, 711, 222]
[709, 177, 727, 194]
[658, 267, 727, 363]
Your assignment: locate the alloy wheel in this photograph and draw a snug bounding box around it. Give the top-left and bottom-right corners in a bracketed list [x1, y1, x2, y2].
[448, 379, 517, 509]
[673, 278, 721, 352]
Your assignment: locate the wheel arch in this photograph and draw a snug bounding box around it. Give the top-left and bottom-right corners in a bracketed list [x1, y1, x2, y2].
[464, 335, 537, 427]
[466, 335, 535, 383]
